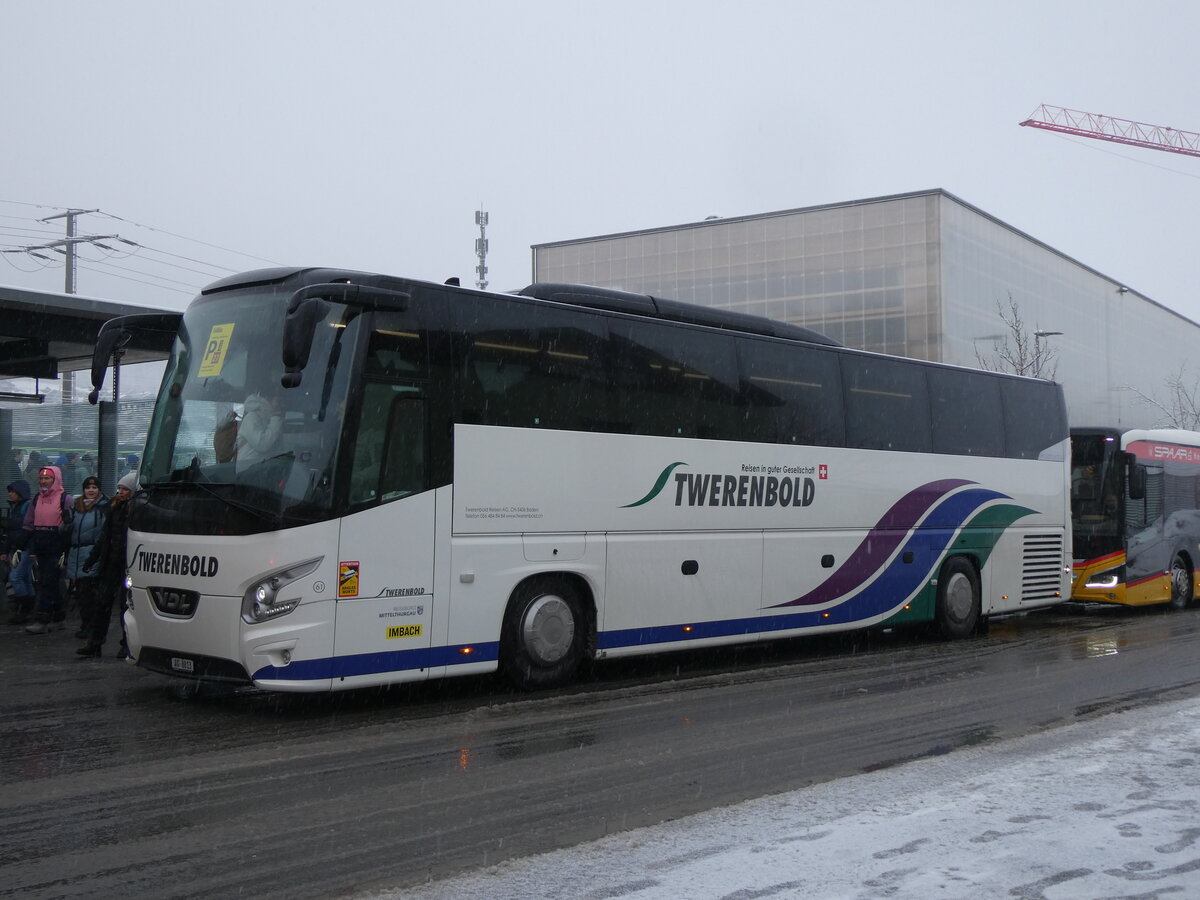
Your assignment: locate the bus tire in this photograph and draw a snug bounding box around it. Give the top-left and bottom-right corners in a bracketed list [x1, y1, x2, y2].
[1169, 553, 1193, 610]
[500, 577, 587, 689]
[935, 556, 980, 640]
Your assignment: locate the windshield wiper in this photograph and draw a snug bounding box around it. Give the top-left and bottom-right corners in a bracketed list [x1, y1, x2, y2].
[148, 479, 284, 527]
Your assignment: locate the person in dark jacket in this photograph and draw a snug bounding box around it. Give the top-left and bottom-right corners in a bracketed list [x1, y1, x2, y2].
[64, 476, 108, 645]
[81, 472, 135, 657]
[2, 479, 33, 624]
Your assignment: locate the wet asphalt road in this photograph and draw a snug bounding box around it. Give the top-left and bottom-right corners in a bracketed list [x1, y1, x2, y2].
[3, 603, 1200, 899]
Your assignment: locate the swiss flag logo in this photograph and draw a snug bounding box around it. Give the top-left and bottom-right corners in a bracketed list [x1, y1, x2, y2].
[819, 464, 828, 480]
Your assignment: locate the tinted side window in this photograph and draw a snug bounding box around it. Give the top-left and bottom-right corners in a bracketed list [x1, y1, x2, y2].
[739, 340, 845, 447]
[842, 356, 932, 452]
[929, 368, 1004, 457]
[609, 319, 741, 440]
[451, 297, 611, 431]
[363, 311, 428, 378]
[1001, 380, 1067, 459]
[1126, 466, 1164, 531]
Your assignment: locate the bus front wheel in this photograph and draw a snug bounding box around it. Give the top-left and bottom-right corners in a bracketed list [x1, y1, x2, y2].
[1169, 554, 1194, 610]
[935, 557, 981, 640]
[500, 577, 587, 689]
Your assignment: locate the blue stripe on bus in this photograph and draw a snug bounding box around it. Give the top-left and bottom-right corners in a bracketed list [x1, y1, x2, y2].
[254, 493, 1033, 683]
[252, 642, 501, 682]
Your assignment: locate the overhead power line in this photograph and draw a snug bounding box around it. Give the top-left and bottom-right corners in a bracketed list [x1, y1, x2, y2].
[94, 210, 280, 266]
[0, 202, 282, 299]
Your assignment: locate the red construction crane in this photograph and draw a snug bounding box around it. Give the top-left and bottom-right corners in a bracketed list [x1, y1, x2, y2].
[1020, 104, 1200, 158]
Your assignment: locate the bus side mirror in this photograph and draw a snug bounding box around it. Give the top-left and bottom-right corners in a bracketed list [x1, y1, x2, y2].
[281, 297, 329, 388]
[1126, 453, 1146, 501]
[281, 283, 409, 388]
[88, 313, 182, 404]
[89, 325, 132, 403]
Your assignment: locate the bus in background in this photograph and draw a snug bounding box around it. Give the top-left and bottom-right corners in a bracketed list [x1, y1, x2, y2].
[90, 268, 1072, 693]
[1071, 427, 1200, 608]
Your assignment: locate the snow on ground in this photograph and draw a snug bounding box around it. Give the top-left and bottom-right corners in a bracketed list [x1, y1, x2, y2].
[379, 696, 1200, 899]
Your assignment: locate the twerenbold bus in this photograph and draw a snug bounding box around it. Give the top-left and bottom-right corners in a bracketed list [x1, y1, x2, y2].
[1071, 427, 1200, 608]
[91, 268, 1072, 692]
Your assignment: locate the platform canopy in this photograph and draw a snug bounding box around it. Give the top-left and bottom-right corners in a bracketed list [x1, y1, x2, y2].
[0, 283, 174, 383]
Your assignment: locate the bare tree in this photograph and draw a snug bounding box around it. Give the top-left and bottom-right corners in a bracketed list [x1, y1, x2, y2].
[1122, 364, 1200, 430]
[974, 295, 1060, 380]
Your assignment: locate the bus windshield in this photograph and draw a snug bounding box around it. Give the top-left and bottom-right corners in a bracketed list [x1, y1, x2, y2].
[1071, 433, 1123, 557]
[137, 285, 363, 534]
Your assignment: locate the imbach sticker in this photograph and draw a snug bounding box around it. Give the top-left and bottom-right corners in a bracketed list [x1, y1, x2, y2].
[386, 624, 423, 639]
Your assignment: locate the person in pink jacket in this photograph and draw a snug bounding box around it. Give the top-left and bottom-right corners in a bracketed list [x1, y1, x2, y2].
[22, 464, 73, 634]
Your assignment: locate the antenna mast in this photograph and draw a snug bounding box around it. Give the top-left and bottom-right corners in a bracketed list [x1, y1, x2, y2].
[474, 208, 489, 290]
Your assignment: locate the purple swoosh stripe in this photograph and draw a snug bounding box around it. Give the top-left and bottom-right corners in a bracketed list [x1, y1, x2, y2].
[777, 478, 973, 608]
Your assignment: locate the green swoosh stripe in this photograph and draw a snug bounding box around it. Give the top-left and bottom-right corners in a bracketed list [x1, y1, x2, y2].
[959, 503, 1037, 570]
[622, 462, 687, 508]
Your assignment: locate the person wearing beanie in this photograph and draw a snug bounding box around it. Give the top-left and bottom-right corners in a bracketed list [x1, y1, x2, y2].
[81, 471, 136, 657]
[65, 476, 109, 651]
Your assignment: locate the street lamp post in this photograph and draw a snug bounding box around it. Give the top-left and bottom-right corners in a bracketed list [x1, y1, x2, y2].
[1033, 330, 1063, 377]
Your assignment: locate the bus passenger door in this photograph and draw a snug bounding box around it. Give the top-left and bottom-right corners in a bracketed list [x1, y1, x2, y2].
[332, 385, 437, 686]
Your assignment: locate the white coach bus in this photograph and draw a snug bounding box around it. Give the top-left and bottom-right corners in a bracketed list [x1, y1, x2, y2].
[91, 269, 1071, 692]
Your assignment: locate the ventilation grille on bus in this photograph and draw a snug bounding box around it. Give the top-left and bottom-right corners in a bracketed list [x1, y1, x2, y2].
[1022, 533, 1065, 603]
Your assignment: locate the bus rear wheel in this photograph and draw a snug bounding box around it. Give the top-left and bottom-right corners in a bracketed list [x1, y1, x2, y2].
[1169, 554, 1193, 610]
[935, 556, 981, 640]
[500, 577, 587, 689]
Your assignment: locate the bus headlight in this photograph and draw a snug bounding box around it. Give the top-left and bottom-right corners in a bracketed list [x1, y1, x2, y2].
[1085, 568, 1122, 589]
[242, 558, 323, 624]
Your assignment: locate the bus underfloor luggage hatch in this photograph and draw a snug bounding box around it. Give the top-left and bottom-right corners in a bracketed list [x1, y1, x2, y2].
[603, 532, 763, 653]
[331, 491, 437, 687]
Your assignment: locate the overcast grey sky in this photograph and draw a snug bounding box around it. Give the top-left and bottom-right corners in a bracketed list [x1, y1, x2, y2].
[4, 0, 1200, 323]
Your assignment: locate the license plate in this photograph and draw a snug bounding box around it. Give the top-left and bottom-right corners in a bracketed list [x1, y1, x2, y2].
[170, 657, 195, 674]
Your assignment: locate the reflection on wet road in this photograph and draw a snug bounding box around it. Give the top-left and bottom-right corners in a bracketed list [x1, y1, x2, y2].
[2, 603, 1199, 898]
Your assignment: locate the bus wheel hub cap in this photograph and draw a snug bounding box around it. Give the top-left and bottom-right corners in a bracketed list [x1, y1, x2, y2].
[946, 573, 973, 621]
[522, 595, 574, 665]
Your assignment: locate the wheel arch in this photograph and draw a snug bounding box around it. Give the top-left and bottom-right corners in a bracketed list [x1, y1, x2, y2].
[503, 569, 598, 657]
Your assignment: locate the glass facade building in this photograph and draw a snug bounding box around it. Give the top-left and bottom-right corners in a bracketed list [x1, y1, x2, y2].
[532, 189, 1199, 429]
